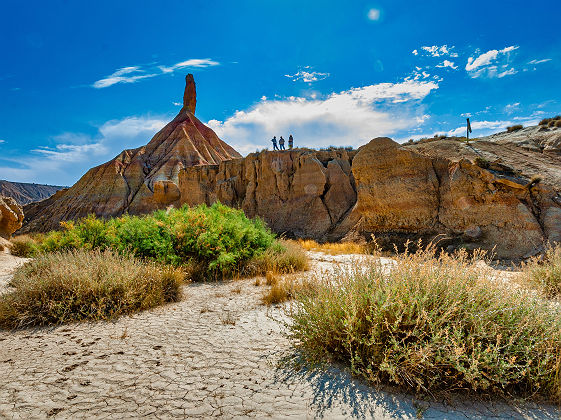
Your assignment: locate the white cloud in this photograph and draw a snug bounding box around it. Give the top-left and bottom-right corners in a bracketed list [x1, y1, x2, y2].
[285, 67, 330, 83]
[436, 60, 458, 70]
[461, 113, 472, 118]
[367, 8, 381, 21]
[465, 46, 519, 78]
[93, 67, 157, 88]
[0, 139, 5, 144]
[207, 78, 439, 154]
[412, 49, 419, 56]
[446, 114, 540, 137]
[419, 45, 458, 58]
[528, 58, 551, 65]
[504, 102, 520, 113]
[93, 58, 220, 88]
[158, 58, 219, 74]
[0, 116, 168, 185]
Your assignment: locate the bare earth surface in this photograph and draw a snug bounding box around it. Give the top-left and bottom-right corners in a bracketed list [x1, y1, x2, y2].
[1, 252, 560, 419]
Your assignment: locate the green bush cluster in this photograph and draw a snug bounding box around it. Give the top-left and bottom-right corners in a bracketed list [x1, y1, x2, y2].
[288, 247, 561, 401]
[34, 203, 277, 280]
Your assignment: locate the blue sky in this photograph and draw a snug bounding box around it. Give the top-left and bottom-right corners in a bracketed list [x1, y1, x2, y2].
[1, 0, 560, 185]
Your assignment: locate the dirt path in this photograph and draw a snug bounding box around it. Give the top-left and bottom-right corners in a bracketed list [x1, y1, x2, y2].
[0, 253, 559, 419]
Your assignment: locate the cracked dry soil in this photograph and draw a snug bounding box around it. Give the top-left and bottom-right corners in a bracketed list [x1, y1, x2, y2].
[1, 252, 560, 419]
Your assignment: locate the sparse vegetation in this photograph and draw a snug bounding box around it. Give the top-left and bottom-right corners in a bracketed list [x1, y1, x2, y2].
[28, 203, 309, 281]
[521, 245, 561, 299]
[506, 124, 524, 132]
[288, 246, 561, 401]
[539, 115, 561, 126]
[0, 249, 183, 329]
[296, 239, 367, 255]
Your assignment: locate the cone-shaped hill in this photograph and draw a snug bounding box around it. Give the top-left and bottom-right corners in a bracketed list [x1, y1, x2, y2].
[21, 74, 241, 233]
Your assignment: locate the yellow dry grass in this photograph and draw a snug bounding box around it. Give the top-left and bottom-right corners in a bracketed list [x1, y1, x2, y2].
[296, 239, 367, 255]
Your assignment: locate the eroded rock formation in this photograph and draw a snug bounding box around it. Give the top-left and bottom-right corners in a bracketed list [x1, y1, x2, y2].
[20, 74, 241, 233]
[0, 196, 24, 239]
[179, 149, 357, 239]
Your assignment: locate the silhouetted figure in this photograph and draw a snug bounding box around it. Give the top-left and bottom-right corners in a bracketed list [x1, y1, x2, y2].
[271, 136, 279, 150]
[288, 134, 294, 149]
[279, 136, 285, 150]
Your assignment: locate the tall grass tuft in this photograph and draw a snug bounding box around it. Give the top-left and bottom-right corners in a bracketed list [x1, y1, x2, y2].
[0, 249, 183, 329]
[288, 246, 561, 401]
[521, 245, 561, 299]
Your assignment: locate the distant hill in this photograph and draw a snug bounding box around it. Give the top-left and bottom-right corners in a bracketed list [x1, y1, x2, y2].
[0, 180, 66, 205]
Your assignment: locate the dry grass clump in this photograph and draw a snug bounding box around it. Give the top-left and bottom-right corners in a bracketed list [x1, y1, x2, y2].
[539, 116, 561, 127]
[506, 124, 524, 132]
[288, 246, 561, 401]
[262, 273, 317, 305]
[297, 239, 367, 255]
[0, 249, 183, 329]
[521, 245, 561, 299]
[9, 235, 39, 257]
[245, 240, 309, 276]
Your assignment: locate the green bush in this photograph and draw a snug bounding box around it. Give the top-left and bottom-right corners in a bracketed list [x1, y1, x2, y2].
[0, 249, 183, 329]
[38, 203, 280, 280]
[288, 247, 561, 401]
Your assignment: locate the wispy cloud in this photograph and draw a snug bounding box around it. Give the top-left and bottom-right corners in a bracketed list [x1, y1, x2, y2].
[207, 78, 439, 154]
[158, 58, 219, 74]
[0, 116, 168, 184]
[0, 139, 5, 144]
[414, 45, 458, 58]
[504, 102, 520, 113]
[367, 8, 381, 21]
[465, 46, 519, 78]
[436, 60, 458, 70]
[285, 67, 330, 83]
[93, 66, 157, 88]
[528, 58, 552, 65]
[92, 58, 220, 88]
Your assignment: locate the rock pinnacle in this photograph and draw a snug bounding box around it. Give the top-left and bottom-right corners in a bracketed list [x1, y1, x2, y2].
[183, 74, 197, 114]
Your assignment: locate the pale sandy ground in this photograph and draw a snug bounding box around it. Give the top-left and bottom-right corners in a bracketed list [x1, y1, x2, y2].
[0, 252, 560, 419]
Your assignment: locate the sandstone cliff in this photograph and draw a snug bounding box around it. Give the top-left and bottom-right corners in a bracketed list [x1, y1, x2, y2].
[20, 74, 241, 233]
[0, 180, 65, 205]
[0, 196, 24, 239]
[176, 135, 561, 259]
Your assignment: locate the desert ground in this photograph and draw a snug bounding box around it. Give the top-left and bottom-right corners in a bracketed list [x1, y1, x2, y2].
[1, 251, 560, 419]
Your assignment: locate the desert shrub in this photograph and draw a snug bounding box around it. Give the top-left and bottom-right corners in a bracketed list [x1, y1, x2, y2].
[245, 240, 309, 276]
[288, 247, 561, 401]
[262, 272, 318, 305]
[473, 156, 490, 169]
[10, 235, 39, 257]
[540, 118, 551, 126]
[0, 249, 183, 329]
[555, 120, 561, 128]
[521, 245, 561, 299]
[37, 203, 294, 280]
[506, 124, 523, 132]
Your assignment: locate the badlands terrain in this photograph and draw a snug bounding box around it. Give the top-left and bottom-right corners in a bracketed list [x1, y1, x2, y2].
[1, 250, 560, 419]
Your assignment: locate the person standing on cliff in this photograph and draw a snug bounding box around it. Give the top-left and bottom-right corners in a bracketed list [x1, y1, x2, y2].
[288, 134, 294, 149]
[271, 136, 279, 150]
[279, 136, 286, 150]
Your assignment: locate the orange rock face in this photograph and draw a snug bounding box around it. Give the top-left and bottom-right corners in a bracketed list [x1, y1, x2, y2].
[21, 74, 241, 233]
[0, 196, 24, 239]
